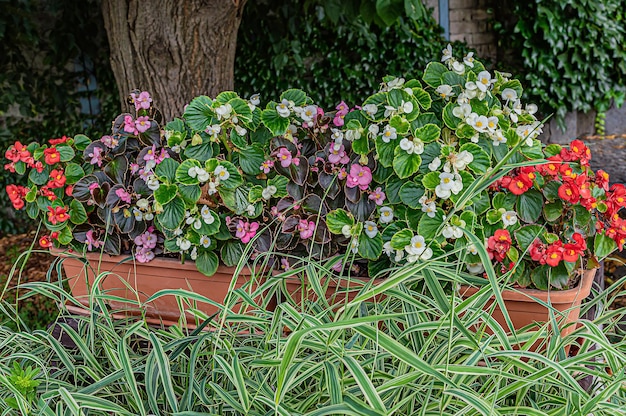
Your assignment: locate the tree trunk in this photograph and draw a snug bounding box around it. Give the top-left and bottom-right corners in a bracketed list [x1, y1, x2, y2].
[101, 0, 246, 121]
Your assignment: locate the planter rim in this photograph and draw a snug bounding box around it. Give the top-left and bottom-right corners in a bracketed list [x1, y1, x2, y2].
[49, 246, 266, 276]
[459, 268, 596, 304]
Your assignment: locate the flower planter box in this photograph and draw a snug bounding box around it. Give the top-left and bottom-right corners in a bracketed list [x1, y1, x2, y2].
[281, 275, 386, 308]
[459, 268, 596, 353]
[52, 248, 274, 327]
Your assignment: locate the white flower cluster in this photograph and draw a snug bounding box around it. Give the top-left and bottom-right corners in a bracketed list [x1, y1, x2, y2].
[187, 165, 230, 195]
[382, 234, 433, 264]
[132, 198, 154, 221]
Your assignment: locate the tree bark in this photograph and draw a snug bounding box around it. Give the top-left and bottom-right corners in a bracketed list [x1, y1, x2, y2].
[101, 0, 246, 121]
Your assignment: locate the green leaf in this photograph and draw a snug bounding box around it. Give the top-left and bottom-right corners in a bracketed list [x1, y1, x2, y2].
[261, 109, 289, 136]
[531, 265, 549, 290]
[543, 200, 563, 222]
[57, 225, 73, 245]
[238, 145, 265, 175]
[249, 185, 263, 202]
[385, 177, 403, 204]
[69, 200, 87, 225]
[216, 161, 243, 189]
[229, 97, 253, 125]
[219, 185, 253, 216]
[155, 158, 180, 182]
[64, 163, 85, 185]
[516, 190, 543, 223]
[362, 92, 388, 120]
[179, 184, 201, 204]
[221, 241, 245, 267]
[154, 184, 178, 205]
[175, 160, 202, 185]
[413, 88, 432, 110]
[268, 175, 289, 198]
[421, 172, 440, 190]
[358, 232, 383, 260]
[73, 134, 91, 151]
[196, 251, 219, 277]
[375, 137, 397, 168]
[280, 89, 308, 106]
[390, 229, 413, 250]
[389, 115, 410, 134]
[550, 262, 570, 289]
[460, 143, 490, 174]
[392, 147, 421, 179]
[514, 225, 544, 252]
[184, 142, 215, 162]
[184, 96, 215, 131]
[157, 198, 185, 230]
[422, 62, 448, 88]
[352, 135, 370, 155]
[486, 209, 502, 225]
[417, 209, 444, 239]
[399, 181, 425, 209]
[327, 209, 354, 234]
[594, 233, 617, 260]
[442, 102, 461, 130]
[413, 124, 440, 143]
[194, 211, 221, 236]
[28, 166, 50, 186]
[57, 145, 75, 162]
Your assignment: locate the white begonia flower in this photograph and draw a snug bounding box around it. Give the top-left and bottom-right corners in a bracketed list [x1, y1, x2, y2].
[368, 124, 380, 139]
[516, 122, 543, 146]
[276, 99, 291, 118]
[501, 88, 517, 101]
[215, 103, 232, 120]
[441, 44, 453, 62]
[200, 205, 211, 218]
[463, 52, 475, 67]
[404, 87, 414, 96]
[188, 166, 198, 178]
[207, 181, 218, 195]
[452, 150, 474, 171]
[399, 138, 415, 154]
[331, 129, 344, 144]
[196, 168, 210, 183]
[193, 218, 202, 230]
[442, 224, 463, 239]
[467, 113, 489, 133]
[379, 206, 394, 224]
[214, 165, 230, 181]
[456, 92, 471, 104]
[190, 247, 198, 261]
[133, 208, 143, 221]
[435, 172, 463, 199]
[203, 213, 215, 225]
[452, 103, 471, 119]
[470, 133, 480, 143]
[381, 125, 397, 143]
[364, 221, 379, 238]
[428, 157, 442, 171]
[234, 125, 247, 137]
[301, 105, 318, 123]
[383, 241, 394, 256]
[491, 129, 507, 146]
[363, 103, 378, 116]
[405, 235, 427, 257]
[173, 227, 183, 236]
[178, 238, 192, 251]
[387, 77, 405, 89]
[419, 195, 437, 218]
[341, 225, 352, 238]
[436, 84, 455, 100]
[250, 93, 261, 106]
[502, 210, 518, 227]
[262, 185, 277, 200]
[452, 61, 465, 75]
[476, 71, 493, 92]
[467, 244, 478, 255]
[200, 235, 211, 248]
[384, 105, 397, 118]
[146, 176, 160, 191]
[464, 82, 479, 99]
[206, 124, 221, 136]
[136, 198, 149, 210]
[394, 249, 405, 262]
[345, 129, 361, 142]
[144, 212, 154, 221]
[185, 213, 195, 225]
[350, 239, 359, 253]
[487, 116, 499, 133]
[467, 262, 485, 274]
[246, 204, 256, 216]
[400, 100, 414, 114]
[526, 103, 538, 115]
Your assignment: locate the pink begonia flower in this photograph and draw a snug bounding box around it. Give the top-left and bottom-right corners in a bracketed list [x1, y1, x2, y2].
[331, 260, 343, 273]
[292, 157, 300, 166]
[123, 115, 138, 135]
[368, 187, 386, 206]
[297, 219, 315, 239]
[277, 147, 293, 167]
[280, 258, 291, 271]
[338, 167, 348, 180]
[270, 206, 286, 221]
[135, 116, 151, 133]
[135, 247, 155, 263]
[84, 229, 103, 251]
[333, 101, 349, 126]
[88, 146, 103, 167]
[235, 220, 259, 243]
[134, 229, 157, 249]
[115, 188, 132, 204]
[101, 135, 118, 148]
[328, 144, 349, 165]
[346, 164, 372, 191]
[260, 160, 274, 174]
[133, 91, 152, 110]
[130, 163, 140, 174]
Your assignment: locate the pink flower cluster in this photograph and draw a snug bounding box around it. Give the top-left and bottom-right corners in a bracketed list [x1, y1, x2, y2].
[236, 220, 259, 243]
[346, 164, 372, 191]
[333, 101, 349, 127]
[276, 147, 300, 168]
[84, 229, 103, 251]
[131, 91, 152, 111]
[328, 144, 349, 165]
[123, 115, 151, 135]
[134, 227, 157, 262]
[297, 219, 315, 239]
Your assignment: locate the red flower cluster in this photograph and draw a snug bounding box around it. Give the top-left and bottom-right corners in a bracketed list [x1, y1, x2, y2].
[529, 233, 587, 267]
[487, 229, 512, 262]
[47, 206, 69, 225]
[6, 184, 28, 209]
[38, 231, 59, 248]
[4, 141, 43, 173]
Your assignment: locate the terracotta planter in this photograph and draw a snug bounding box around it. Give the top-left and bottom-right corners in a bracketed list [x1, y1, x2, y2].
[51, 248, 274, 326]
[459, 268, 596, 353]
[282, 274, 386, 308]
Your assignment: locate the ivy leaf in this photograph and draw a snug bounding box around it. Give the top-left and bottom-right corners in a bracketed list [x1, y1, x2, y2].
[358, 231, 383, 260]
[184, 96, 215, 131]
[392, 147, 421, 179]
[195, 251, 219, 277]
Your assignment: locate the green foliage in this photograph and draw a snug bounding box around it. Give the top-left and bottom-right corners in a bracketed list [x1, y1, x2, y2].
[235, 0, 466, 110]
[494, 0, 626, 127]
